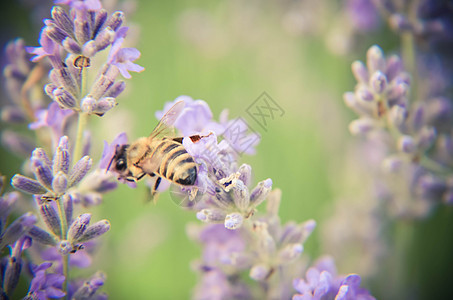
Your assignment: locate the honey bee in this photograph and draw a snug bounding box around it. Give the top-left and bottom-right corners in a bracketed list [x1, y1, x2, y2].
[108, 101, 205, 196]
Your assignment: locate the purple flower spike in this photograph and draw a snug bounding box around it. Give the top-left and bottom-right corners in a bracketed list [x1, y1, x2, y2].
[292, 257, 375, 300]
[27, 262, 66, 299]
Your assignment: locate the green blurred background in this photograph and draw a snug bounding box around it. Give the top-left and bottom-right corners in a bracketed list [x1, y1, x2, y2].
[3, 0, 453, 299]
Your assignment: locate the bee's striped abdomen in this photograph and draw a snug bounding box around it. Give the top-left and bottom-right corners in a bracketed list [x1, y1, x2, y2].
[157, 140, 197, 186]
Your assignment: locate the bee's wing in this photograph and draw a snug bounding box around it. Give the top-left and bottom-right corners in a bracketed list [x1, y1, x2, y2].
[149, 101, 185, 140]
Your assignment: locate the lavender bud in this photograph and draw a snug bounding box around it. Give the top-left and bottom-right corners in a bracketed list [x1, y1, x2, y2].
[355, 87, 374, 102]
[301, 219, 316, 242]
[77, 219, 110, 243]
[52, 171, 68, 194]
[105, 11, 124, 31]
[59, 240, 72, 255]
[0, 213, 36, 249]
[32, 148, 52, 167]
[278, 243, 303, 264]
[68, 156, 92, 187]
[51, 6, 74, 36]
[266, 188, 281, 216]
[82, 40, 97, 57]
[63, 37, 81, 54]
[224, 213, 244, 230]
[237, 164, 252, 187]
[233, 180, 249, 211]
[11, 175, 47, 195]
[351, 61, 368, 84]
[53, 86, 77, 109]
[53, 143, 71, 176]
[250, 178, 272, 207]
[249, 263, 271, 281]
[95, 97, 117, 115]
[75, 19, 91, 46]
[32, 159, 53, 191]
[280, 223, 303, 244]
[388, 105, 407, 128]
[105, 81, 126, 98]
[93, 9, 108, 36]
[348, 118, 377, 136]
[196, 209, 226, 223]
[45, 83, 58, 98]
[381, 156, 404, 173]
[411, 105, 425, 132]
[28, 226, 58, 246]
[2, 131, 35, 157]
[4, 256, 22, 295]
[68, 213, 91, 243]
[343, 92, 371, 116]
[53, 67, 79, 97]
[253, 221, 276, 256]
[385, 55, 403, 81]
[370, 71, 388, 94]
[39, 203, 62, 237]
[366, 45, 385, 73]
[63, 194, 73, 225]
[417, 127, 436, 151]
[58, 135, 69, 150]
[387, 81, 409, 100]
[397, 135, 416, 154]
[90, 70, 116, 99]
[81, 96, 97, 113]
[1, 107, 26, 123]
[94, 27, 115, 52]
[47, 24, 68, 44]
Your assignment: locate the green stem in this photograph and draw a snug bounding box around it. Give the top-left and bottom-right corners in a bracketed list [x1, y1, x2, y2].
[73, 112, 89, 164]
[56, 198, 69, 297]
[401, 0, 419, 103]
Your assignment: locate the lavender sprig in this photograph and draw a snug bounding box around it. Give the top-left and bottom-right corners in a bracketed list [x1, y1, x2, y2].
[106, 99, 375, 299]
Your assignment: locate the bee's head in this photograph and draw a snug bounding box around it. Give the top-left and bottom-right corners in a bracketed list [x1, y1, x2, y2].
[107, 144, 131, 179]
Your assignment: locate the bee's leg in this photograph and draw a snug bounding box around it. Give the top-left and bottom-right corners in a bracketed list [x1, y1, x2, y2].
[136, 172, 146, 181]
[152, 176, 162, 196]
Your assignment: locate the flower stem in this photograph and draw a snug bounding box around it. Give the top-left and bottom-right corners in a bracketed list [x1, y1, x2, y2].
[73, 112, 89, 164]
[56, 197, 69, 297]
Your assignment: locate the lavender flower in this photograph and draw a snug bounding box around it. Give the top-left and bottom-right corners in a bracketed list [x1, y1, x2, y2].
[25, 262, 66, 299]
[292, 256, 375, 300]
[29, 102, 75, 148]
[156, 96, 260, 154]
[26, 2, 143, 115]
[344, 44, 453, 217]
